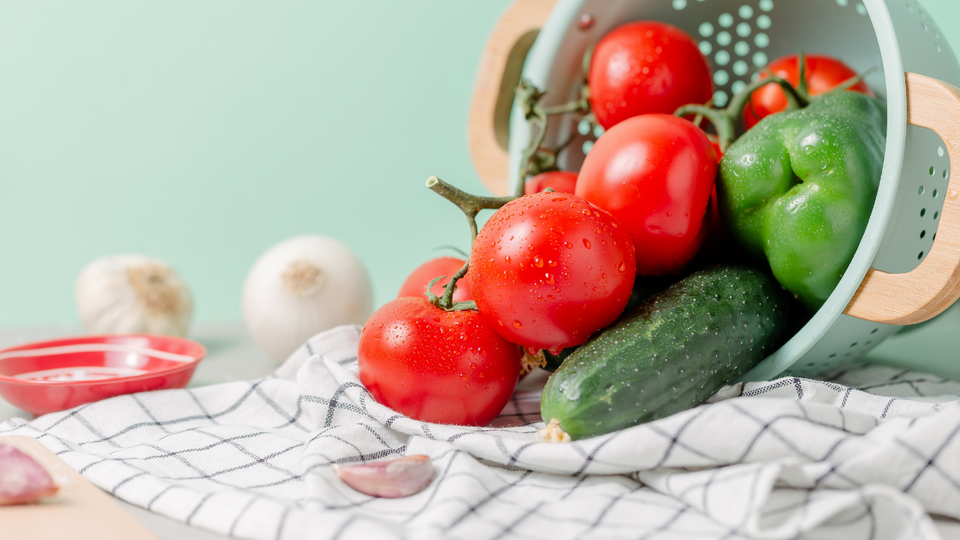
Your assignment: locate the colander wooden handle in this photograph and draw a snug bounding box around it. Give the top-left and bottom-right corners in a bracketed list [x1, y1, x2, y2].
[468, 0, 558, 196]
[845, 73, 960, 325]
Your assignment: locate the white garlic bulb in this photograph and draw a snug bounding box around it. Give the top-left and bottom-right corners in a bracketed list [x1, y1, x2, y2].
[242, 235, 373, 362]
[76, 255, 193, 337]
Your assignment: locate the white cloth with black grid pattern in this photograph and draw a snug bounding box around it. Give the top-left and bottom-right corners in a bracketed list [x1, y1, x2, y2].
[2, 325, 959, 540]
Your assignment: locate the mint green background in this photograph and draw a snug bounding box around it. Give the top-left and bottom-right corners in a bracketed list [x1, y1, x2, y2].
[0, 0, 958, 326]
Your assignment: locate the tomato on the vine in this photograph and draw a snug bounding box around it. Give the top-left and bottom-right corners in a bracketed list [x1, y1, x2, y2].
[588, 21, 713, 130]
[744, 54, 873, 129]
[576, 114, 717, 276]
[469, 192, 636, 350]
[704, 136, 726, 251]
[358, 296, 521, 426]
[397, 256, 473, 302]
[524, 171, 578, 195]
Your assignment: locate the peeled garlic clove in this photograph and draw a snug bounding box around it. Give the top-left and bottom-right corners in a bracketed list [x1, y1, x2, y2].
[0, 444, 59, 505]
[76, 254, 193, 337]
[333, 454, 433, 498]
[242, 235, 373, 362]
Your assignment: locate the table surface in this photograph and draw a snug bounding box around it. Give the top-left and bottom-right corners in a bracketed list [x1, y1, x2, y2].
[2, 320, 960, 540]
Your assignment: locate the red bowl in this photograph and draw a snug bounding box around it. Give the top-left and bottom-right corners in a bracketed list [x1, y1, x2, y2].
[0, 334, 206, 416]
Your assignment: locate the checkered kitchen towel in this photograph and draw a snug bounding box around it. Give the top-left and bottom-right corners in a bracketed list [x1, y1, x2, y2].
[2, 325, 960, 540]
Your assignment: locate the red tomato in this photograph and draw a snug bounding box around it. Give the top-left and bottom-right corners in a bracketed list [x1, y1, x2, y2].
[524, 171, 578, 195]
[588, 21, 713, 130]
[705, 133, 723, 162]
[576, 114, 717, 276]
[358, 296, 521, 426]
[469, 192, 636, 350]
[744, 54, 874, 128]
[704, 136, 726, 249]
[397, 257, 472, 302]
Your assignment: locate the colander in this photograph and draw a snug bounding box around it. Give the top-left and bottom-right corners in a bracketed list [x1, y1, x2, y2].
[468, 0, 960, 380]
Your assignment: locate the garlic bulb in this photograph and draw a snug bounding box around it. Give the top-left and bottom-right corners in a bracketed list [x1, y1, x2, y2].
[76, 254, 193, 337]
[242, 235, 373, 362]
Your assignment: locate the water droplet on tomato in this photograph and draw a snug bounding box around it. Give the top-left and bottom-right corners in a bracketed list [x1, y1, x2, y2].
[545, 273, 555, 284]
[470, 363, 477, 370]
[552, 197, 567, 202]
[534, 256, 543, 268]
[505, 256, 511, 263]
[564, 241, 573, 249]
[582, 209, 592, 216]
[583, 239, 592, 248]
[460, 373, 466, 380]
[618, 262, 626, 272]
[547, 346, 564, 356]
[513, 320, 523, 329]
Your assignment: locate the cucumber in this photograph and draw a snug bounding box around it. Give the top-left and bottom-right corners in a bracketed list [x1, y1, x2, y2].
[623, 274, 678, 314]
[540, 265, 789, 440]
[542, 347, 574, 372]
[541, 275, 677, 372]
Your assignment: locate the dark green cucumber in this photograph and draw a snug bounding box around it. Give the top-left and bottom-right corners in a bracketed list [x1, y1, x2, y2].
[542, 275, 677, 372]
[540, 265, 789, 440]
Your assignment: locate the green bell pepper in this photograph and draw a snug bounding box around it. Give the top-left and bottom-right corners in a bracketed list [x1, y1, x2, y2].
[718, 91, 886, 310]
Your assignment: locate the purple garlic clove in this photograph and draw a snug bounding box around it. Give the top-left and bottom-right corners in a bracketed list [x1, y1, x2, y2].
[0, 444, 59, 505]
[333, 454, 433, 498]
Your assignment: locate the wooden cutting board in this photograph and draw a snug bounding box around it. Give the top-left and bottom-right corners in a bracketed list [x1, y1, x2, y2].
[0, 435, 157, 540]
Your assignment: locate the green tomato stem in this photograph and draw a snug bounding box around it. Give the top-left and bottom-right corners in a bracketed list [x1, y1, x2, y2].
[516, 78, 590, 195]
[827, 66, 878, 96]
[675, 73, 804, 152]
[517, 79, 550, 197]
[796, 49, 811, 102]
[425, 176, 514, 310]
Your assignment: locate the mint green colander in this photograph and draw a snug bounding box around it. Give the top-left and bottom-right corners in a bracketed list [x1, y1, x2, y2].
[468, 0, 960, 380]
